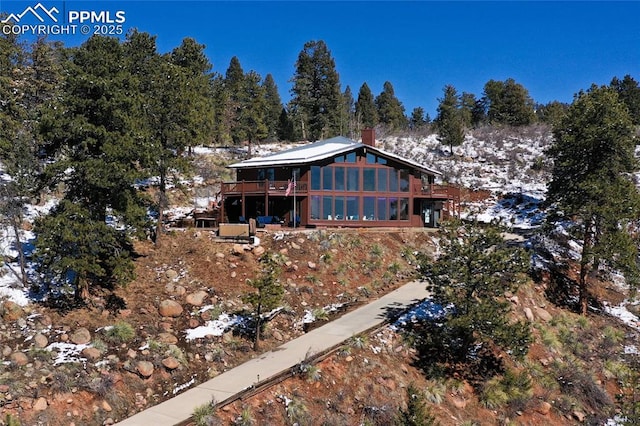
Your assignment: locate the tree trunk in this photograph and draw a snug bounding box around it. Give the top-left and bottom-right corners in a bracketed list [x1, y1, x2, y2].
[156, 170, 167, 245]
[253, 302, 262, 351]
[10, 214, 27, 285]
[578, 219, 595, 315]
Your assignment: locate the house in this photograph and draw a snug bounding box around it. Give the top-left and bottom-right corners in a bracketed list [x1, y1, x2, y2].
[220, 129, 459, 228]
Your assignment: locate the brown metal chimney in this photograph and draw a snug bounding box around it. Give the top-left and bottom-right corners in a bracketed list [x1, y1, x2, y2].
[361, 128, 375, 147]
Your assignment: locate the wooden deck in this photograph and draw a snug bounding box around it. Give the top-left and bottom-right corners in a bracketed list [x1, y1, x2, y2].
[222, 180, 458, 200]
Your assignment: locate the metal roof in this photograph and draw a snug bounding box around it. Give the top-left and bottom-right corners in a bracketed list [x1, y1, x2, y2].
[228, 136, 442, 176]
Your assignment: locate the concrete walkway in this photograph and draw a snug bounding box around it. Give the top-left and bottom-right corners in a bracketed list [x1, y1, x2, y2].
[116, 280, 429, 425]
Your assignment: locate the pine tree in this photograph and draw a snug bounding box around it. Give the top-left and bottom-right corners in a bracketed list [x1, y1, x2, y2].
[535, 100, 568, 126]
[169, 37, 214, 153]
[396, 384, 438, 426]
[236, 70, 268, 157]
[242, 252, 284, 350]
[340, 85, 356, 138]
[355, 82, 378, 130]
[290, 40, 342, 141]
[483, 78, 536, 126]
[211, 73, 233, 145]
[546, 84, 640, 314]
[410, 107, 427, 131]
[611, 75, 640, 125]
[435, 85, 465, 155]
[37, 35, 146, 300]
[277, 107, 294, 141]
[375, 81, 407, 130]
[262, 73, 283, 141]
[418, 221, 531, 364]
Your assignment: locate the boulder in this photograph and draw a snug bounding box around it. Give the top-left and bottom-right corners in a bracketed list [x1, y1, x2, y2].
[70, 328, 92, 345]
[253, 246, 265, 257]
[33, 333, 48, 348]
[82, 347, 102, 361]
[136, 361, 155, 378]
[33, 397, 48, 411]
[308, 261, 317, 270]
[534, 307, 553, 322]
[162, 356, 180, 370]
[524, 307, 534, 322]
[157, 333, 178, 345]
[158, 300, 183, 318]
[186, 291, 208, 307]
[165, 269, 179, 280]
[1, 301, 24, 322]
[535, 401, 552, 415]
[10, 352, 28, 366]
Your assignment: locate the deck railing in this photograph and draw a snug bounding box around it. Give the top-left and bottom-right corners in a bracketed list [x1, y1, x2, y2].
[411, 182, 460, 199]
[221, 180, 309, 196]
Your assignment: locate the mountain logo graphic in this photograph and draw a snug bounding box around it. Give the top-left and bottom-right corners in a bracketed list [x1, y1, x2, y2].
[2, 3, 59, 24]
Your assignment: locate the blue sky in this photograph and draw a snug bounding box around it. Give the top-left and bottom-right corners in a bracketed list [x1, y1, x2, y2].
[2, 1, 639, 117]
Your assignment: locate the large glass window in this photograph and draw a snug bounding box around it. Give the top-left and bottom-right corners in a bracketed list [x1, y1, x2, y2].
[363, 168, 376, 191]
[389, 197, 398, 220]
[389, 170, 399, 191]
[399, 198, 409, 220]
[322, 167, 333, 190]
[377, 169, 388, 192]
[311, 195, 320, 219]
[334, 196, 345, 220]
[311, 166, 321, 190]
[400, 169, 410, 192]
[346, 196, 359, 220]
[363, 197, 375, 221]
[377, 197, 388, 220]
[334, 167, 345, 191]
[323, 196, 333, 219]
[345, 152, 356, 163]
[347, 168, 359, 191]
[366, 152, 376, 164]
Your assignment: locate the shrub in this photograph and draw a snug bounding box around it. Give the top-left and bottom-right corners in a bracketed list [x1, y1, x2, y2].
[104, 321, 135, 344]
[233, 406, 254, 426]
[286, 398, 309, 425]
[396, 383, 438, 426]
[480, 369, 532, 410]
[192, 401, 216, 426]
[423, 380, 446, 404]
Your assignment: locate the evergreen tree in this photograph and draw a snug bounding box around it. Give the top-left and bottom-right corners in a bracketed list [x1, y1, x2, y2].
[242, 252, 284, 350]
[416, 221, 531, 367]
[611, 75, 640, 125]
[236, 70, 268, 157]
[546, 84, 640, 314]
[211, 73, 232, 145]
[277, 107, 294, 141]
[355, 82, 378, 130]
[340, 85, 356, 138]
[290, 40, 342, 141]
[262, 73, 283, 141]
[0, 29, 32, 285]
[36, 35, 146, 300]
[435, 85, 465, 155]
[169, 37, 214, 153]
[375, 81, 407, 130]
[535, 100, 568, 126]
[396, 384, 438, 426]
[483, 78, 536, 126]
[409, 107, 427, 130]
